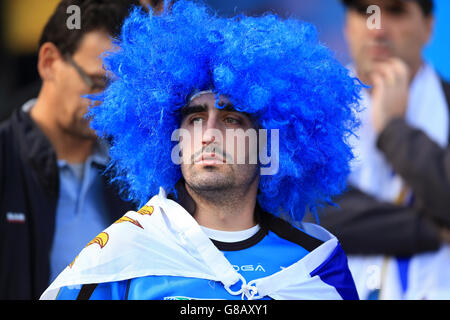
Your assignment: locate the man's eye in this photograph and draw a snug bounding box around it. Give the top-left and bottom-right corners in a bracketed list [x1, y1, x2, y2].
[224, 117, 241, 125]
[354, 5, 367, 14]
[190, 117, 204, 124]
[385, 5, 407, 16]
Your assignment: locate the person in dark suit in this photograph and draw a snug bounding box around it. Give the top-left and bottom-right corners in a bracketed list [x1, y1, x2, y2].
[0, 0, 141, 299]
[314, 0, 450, 299]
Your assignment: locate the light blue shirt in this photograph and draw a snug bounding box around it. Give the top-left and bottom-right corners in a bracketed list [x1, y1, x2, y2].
[49, 143, 110, 283]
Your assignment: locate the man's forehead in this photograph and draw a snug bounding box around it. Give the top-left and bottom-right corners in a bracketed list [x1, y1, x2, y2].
[72, 30, 112, 73]
[187, 92, 231, 107]
[184, 93, 240, 114]
[181, 92, 255, 123]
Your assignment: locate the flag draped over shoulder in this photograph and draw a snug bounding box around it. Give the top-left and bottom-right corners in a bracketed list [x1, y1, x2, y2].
[41, 188, 357, 300]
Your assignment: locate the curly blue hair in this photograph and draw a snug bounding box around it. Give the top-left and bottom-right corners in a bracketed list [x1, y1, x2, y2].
[88, 0, 362, 221]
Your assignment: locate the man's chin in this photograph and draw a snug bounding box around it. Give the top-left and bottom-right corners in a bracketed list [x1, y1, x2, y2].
[67, 126, 98, 140]
[366, 53, 396, 69]
[186, 171, 235, 192]
[78, 128, 98, 140]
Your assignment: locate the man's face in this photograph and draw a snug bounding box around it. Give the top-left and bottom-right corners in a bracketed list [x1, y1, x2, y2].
[179, 92, 259, 194]
[52, 30, 112, 140]
[345, 0, 433, 83]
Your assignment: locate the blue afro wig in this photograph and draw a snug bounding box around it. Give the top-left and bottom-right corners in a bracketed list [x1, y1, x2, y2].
[88, 0, 362, 221]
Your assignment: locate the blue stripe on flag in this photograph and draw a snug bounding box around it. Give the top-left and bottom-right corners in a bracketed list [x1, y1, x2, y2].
[310, 243, 359, 300]
[396, 257, 411, 295]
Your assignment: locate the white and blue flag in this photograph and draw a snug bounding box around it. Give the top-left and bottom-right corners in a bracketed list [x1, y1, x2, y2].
[41, 188, 358, 300]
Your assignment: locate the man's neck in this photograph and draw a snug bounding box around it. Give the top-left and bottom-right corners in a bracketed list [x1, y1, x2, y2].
[30, 94, 94, 164]
[185, 178, 259, 231]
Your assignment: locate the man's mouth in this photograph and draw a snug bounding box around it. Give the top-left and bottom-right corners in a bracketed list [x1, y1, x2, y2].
[367, 42, 393, 60]
[194, 152, 225, 165]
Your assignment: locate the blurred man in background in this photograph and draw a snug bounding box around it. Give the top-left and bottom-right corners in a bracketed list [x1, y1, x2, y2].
[316, 0, 450, 299]
[1, 0, 163, 123]
[0, 0, 142, 299]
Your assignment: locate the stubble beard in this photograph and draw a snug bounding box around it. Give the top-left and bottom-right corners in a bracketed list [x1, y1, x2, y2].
[183, 164, 259, 206]
[65, 108, 98, 141]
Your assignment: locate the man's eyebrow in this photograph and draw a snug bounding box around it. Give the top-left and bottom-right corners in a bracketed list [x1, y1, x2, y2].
[220, 103, 238, 112]
[219, 103, 254, 121]
[179, 102, 253, 121]
[180, 104, 208, 118]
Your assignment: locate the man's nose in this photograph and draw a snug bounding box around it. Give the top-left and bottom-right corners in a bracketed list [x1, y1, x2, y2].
[201, 118, 222, 146]
[369, 25, 388, 39]
[202, 133, 216, 146]
[368, 15, 392, 39]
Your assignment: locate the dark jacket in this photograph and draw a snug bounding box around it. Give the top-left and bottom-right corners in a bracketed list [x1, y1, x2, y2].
[313, 78, 450, 256]
[0, 109, 135, 300]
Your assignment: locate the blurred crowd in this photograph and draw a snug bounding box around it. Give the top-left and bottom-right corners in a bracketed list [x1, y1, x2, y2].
[1, 0, 449, 300]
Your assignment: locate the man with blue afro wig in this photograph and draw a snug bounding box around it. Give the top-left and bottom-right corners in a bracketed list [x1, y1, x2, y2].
[41, 0, 362, 300]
